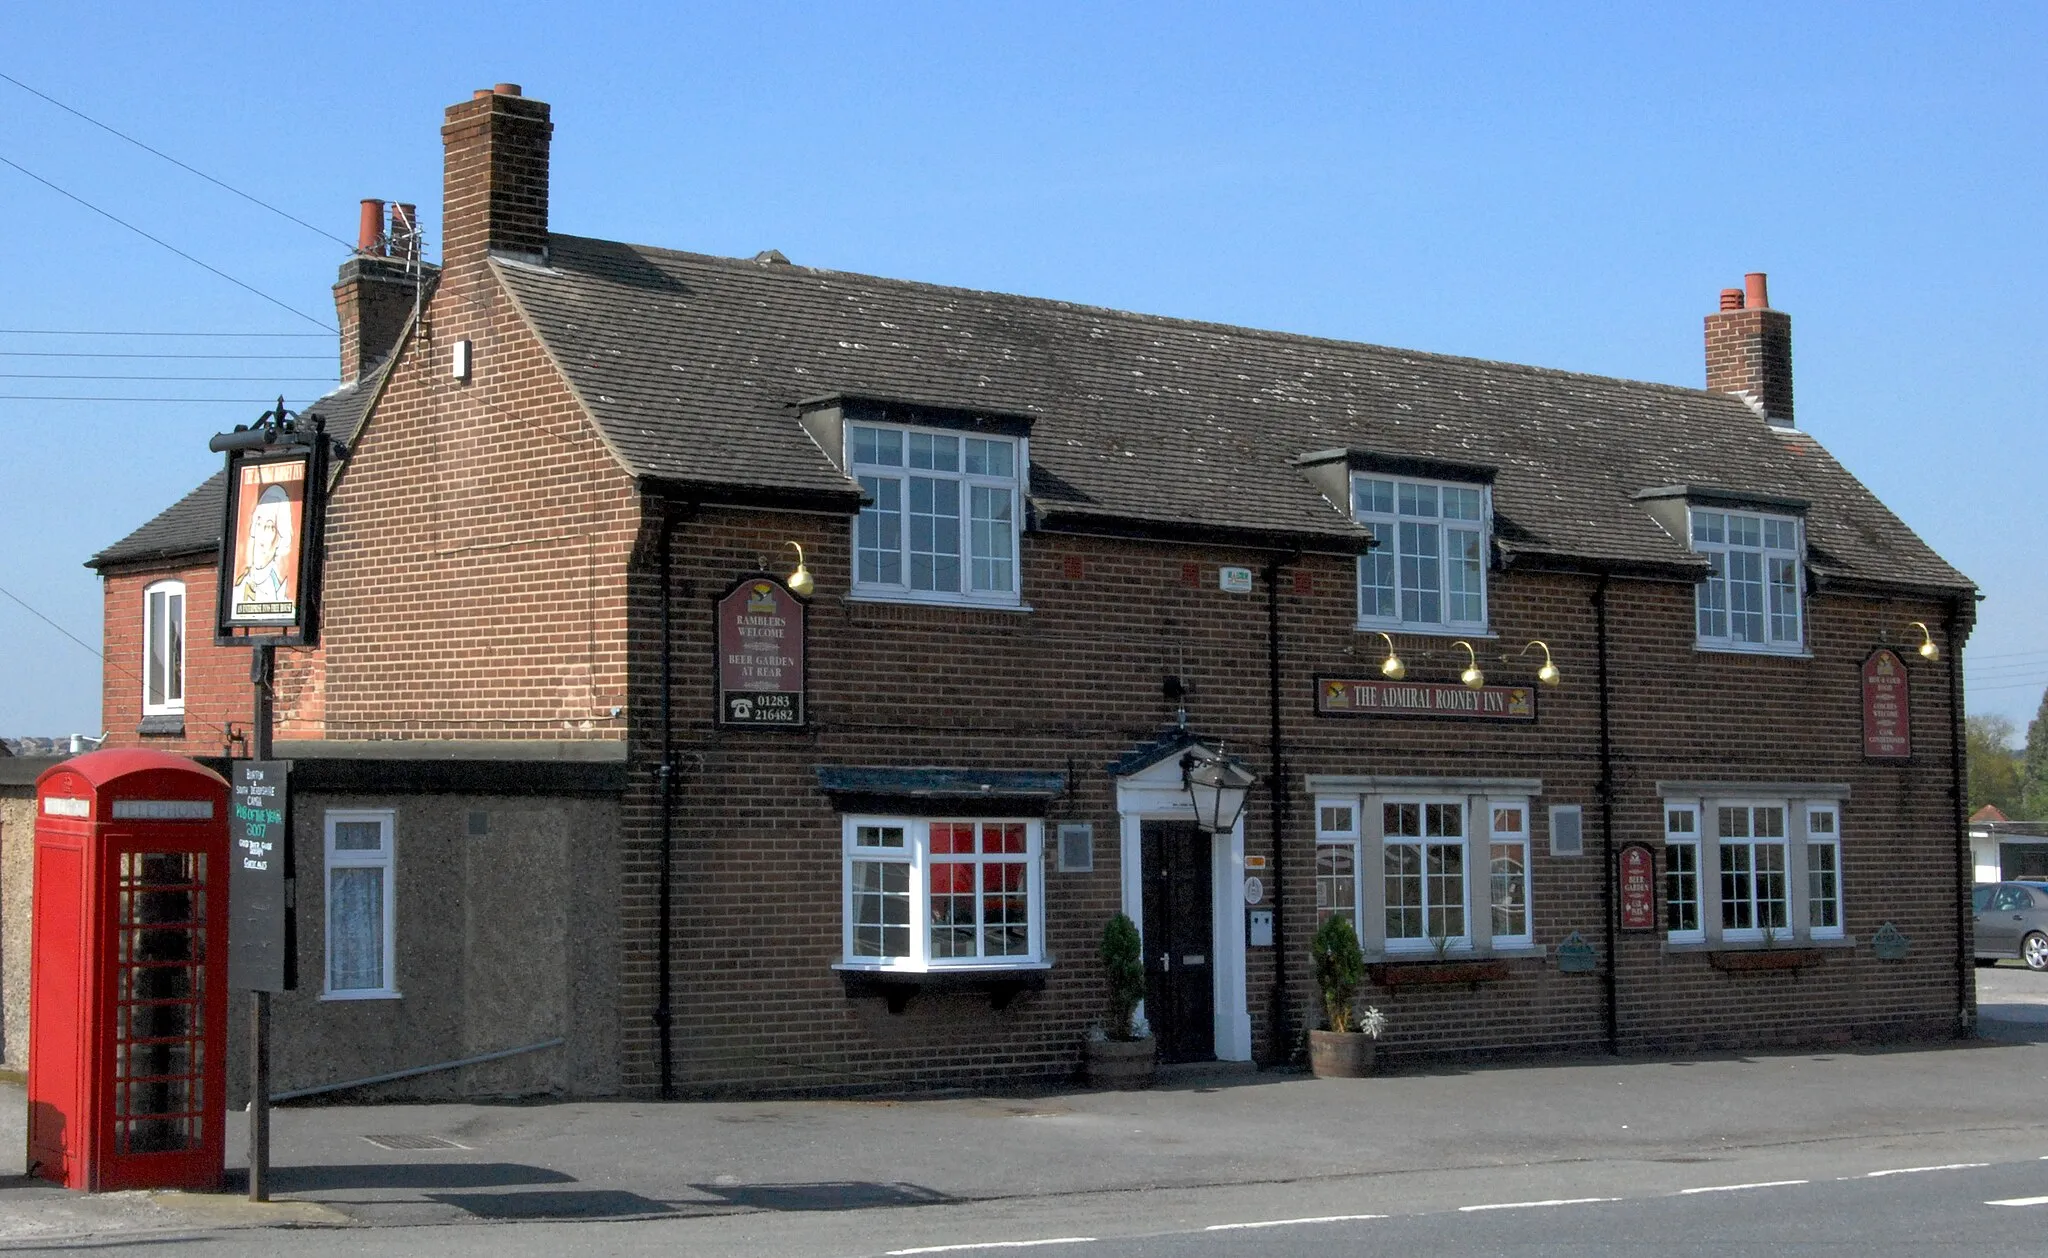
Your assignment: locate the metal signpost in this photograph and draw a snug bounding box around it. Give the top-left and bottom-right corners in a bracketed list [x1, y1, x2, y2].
[209, 398, 334, 1202]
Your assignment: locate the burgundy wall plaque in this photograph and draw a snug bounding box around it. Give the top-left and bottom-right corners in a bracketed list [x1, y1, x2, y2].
[1619, 844, 1657, 931]
[716, 576, 806, 727]
[1316, 677, 1536, 721]
[1861, 647, 1911, 760]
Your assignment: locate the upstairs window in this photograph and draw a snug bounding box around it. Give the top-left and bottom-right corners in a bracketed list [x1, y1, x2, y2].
[1352, 475, 1489, 633]
[851, 424, 1022, 606]
[1691, 509, 1803, 653]
[142, 580, 186, 716]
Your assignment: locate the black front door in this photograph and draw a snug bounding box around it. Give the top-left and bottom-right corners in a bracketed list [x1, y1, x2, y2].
[1141, 820, 1215, 1064]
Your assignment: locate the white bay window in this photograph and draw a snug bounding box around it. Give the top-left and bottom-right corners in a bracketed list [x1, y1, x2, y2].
[1659, 785, 1848, 946]
[842, 817, 1044, 970]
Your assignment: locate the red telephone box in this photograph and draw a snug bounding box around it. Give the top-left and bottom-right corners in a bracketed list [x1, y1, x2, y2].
[28, 749, 230, 1192]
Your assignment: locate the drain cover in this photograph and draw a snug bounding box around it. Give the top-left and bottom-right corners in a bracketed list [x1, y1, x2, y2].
[361, 1133, 464, 1151]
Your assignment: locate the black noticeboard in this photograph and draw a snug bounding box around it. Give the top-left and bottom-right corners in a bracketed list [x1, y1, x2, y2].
[229, 759, 297, 992]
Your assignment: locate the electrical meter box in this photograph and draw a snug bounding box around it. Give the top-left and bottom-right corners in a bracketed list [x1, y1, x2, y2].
[28, 749, 231, 1192]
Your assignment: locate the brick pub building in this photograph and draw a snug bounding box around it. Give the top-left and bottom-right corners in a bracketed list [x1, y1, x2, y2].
[79, 85, 1976, 1098]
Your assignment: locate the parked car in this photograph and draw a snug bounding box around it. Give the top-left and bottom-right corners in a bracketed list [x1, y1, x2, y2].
[1973, 882, 2048, 970]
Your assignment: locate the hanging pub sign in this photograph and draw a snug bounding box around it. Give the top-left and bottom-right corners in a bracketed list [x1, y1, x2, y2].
[1619, 843, 1658, 930]
[1861, 648, 1912, 760]
[1316, 676, 1536, 722]
[212, 411, 332, 646]
[227, 760, 297, 992]
[716, 575, 807, 727]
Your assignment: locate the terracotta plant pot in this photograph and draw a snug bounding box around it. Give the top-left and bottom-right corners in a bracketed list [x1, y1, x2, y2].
[1085, 1035, 1157, 1089]
[1308, 1029, 1378, 1078]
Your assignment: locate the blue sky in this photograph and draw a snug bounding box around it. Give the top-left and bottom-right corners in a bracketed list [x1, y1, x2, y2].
[2, 3, 2043, 739]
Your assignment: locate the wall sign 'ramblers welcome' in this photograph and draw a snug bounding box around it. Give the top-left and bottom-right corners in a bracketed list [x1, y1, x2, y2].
[1315, 676, 1537, 722]
[716, 575, 807, 727]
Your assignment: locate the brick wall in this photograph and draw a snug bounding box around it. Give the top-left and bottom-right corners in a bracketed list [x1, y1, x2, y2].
[98, 558, 324, 755]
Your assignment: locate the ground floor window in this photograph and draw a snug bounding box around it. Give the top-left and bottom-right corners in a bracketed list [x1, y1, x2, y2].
[1310, 777, 1538, 958]
[324, 809, 398, 998]
[842, 816, 1044, 970]
[1659, 787, 1846, 946]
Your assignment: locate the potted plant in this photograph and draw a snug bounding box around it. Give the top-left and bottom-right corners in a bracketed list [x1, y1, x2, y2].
[1309, 913, 1384, 1077]
[1085, 912, 1156, 1088]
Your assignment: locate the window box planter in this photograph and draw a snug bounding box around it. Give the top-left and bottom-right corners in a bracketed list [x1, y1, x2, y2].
[1368, 959, 1511, 986]
[840, 967, 1048, 1014]
[1709, 947, 1824, 973]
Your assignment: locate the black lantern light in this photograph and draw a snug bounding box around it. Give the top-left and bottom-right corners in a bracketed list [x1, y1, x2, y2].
[1181, 745, 1257, 834]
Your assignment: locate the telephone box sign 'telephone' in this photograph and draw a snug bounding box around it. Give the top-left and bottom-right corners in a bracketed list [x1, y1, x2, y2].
[28, 750, 231, 1192]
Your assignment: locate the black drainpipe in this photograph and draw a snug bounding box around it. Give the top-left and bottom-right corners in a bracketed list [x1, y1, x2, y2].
[1593, 573, 1619, 1055]
[1263, 553, 1296, 1066]
[1945, 596, 1970, 1037]
[655, 504, 689, 1099]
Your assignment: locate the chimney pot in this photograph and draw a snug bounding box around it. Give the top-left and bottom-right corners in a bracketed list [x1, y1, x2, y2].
[1744, 272, 1769, 309]
[358, 199, 386, 255]
[493, 83, 522, 97]
[1719, 288, 1744, 311]
[473, 89, 492, 99]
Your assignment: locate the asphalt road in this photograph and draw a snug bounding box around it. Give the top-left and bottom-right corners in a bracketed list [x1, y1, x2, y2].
[3, 967, 2047, 1255]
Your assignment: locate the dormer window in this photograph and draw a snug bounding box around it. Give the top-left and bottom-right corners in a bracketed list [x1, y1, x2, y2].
[1351, 474, 1490, 633]
[850, 423, 1022, 606]
[1691, 508, 1803, 653]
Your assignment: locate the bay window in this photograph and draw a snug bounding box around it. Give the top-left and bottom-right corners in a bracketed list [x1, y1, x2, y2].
[1659, 787, 1848, 946]
[842, 817, 1044, 970]
[851, 423, 1022, 606]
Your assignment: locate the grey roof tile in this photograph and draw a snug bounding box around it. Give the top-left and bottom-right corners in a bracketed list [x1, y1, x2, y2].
[496, 237, 1969, 593]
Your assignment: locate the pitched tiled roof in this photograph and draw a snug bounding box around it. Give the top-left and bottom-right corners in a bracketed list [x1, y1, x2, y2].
[496, 237, 1970, 594]
[86, 356, 393, 571]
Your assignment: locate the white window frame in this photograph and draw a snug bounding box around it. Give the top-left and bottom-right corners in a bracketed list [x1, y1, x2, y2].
[142, 579, 186, 716]
[838, 816, 1046, 972]
[1690, 507, 1804, 654]
[1315, 800, 1360, 927]
[1805, 803, 1844, 939]
[1486, 799, 1532, 947]
[1381, 796, 1472, 954]
[1715, 801, 1790, 942]
[848, 421, 1026, 608]
[1351, 473, 1491, 634]
[323, 809, 399, 1000]
[1663, 803, 1704, 943]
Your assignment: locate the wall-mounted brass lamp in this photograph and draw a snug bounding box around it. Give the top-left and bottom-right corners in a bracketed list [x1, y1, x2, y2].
[1453, 640, 1485, 689]
[1376, 632, 1406, 681]
[1908, 621, 1939, 662]
[1509, 639, 1562, 687]
[784, 541, 815, 597]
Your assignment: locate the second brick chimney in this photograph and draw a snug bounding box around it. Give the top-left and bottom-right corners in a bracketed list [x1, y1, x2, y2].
[334, 199, 435, 385]
[1704, 272, 1794, 427]
[441, 83, 553, 270]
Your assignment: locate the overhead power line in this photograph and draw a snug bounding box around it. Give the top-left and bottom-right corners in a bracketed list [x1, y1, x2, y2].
[0, 395, 321, 403]
[0, 329, 330, 338]
[0, 153, 337, 333]
[0, 70, 358, 253]
[0, 374, 337, 382]
[0, 351, 332, 360]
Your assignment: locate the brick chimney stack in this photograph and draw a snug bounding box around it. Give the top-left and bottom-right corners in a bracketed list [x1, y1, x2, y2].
[333, 200, 436, 385]
[440, 83, 552, 271]
[1704, 271, 1794, 427]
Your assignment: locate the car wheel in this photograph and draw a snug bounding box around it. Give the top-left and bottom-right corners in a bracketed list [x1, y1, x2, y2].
[2025, 933, 2048, 972]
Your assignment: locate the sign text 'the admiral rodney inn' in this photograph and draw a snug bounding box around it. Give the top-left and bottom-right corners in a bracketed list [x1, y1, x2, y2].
[1316, 677, 1537, 721]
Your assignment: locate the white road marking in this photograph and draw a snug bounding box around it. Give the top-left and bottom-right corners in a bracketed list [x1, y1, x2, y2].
[1865, 1163, 1989, 1177]
[1458, 1197, 1619, 1212]
[1988, 1196, 2048, 1208]
[887, 1241, 1096, 1255]
[1205, 1214, 1388, 1230]
[1680, 1180, 1809, 1194]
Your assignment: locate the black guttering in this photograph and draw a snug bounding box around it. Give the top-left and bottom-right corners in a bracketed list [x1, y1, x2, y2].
[1261, 552, 1296, 1068]
[1630, 483, 1812, 514]
[1032, 509, 1374, 557]
[1291, 447, 1500, 484]
[1594, 574, 1619, 1055]
[1947, 596, 1972, 1036]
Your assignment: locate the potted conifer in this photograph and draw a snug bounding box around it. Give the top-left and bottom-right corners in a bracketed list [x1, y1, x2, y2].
[1085, 912, 1156, 1088]
[1309, 913, 1384, 1077]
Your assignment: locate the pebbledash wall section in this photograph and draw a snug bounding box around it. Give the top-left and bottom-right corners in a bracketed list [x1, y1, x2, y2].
[619, 500, 1965, 1095]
